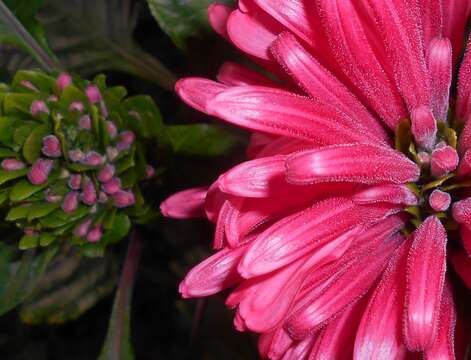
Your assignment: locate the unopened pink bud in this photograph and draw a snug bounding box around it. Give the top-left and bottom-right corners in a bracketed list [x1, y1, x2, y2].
[31, 100, 49, 116]
[80, 151, 105, 166]
[56, 73, 72, 91]
[98, 191, 108, 203]
[68, 174, 82, 190]
[429, 189, 451, 212]
[146, 165, 155, 179]
[97, 164, 115, 182]
[102, 177, 121, 194]
[417, 151, 431, 166]
[81, 177, 97, 205]
[106, 146, 119, 161]
[1, 158, 25, 171]
[120, 131, 135, 145]
[79, 115, 91, 130]
[112, 190, 135, 208]
[411, 106, 437, 150]
[106, 121, 118, 138]
[86, 225, 102, 243]
[85, 85, 101, 104]
[69, 101, 84, 112]
[20, 80, 38, 92]
[47, 95, 58, 102]
[28, 159, 54, 185]
[42, 135, 62, 158]
[431, 145, 459, 178]
[62, 191, 79, 213]
[68, 150, 84, 162]
[44, 188, 62, 203]
[24, 228, 38, 237]
[74, 218, 92, 238]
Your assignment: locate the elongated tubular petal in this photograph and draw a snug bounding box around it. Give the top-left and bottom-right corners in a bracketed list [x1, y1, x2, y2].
[175, 78, 227, 114]
[428, 38, 452, 121]
[457, 37, 471, 122]
[353, 241, 410, 360]
[286, 232, 404, 339]
[179, 245, 247, 298]
[207, 87, 388, 145]
[270, 32, 391, 141]
[458, 115, 471, 156]
[456, 149, 471, 178]
[237, 197, 376, 278]
[226, 9, 282, 60]
[352, 184, 418, 206]
[411, 106, 437, 150]
[452, 197, 471, 227]
[218, 155, 286, 197]
[213, 200, 233, 249]
[451, 252, 471, 289]
[255, 136, 316, 158]
[420, 0, 443, 48]
[443, 0, 471, 65]
[424, 280, 456, 360]
[404, 216, 447, 351]
[367, 0, 431, 111]
[217, 62, 277, 87]
[160, 187, 208, 219]
[258, 327, 293, 360]
[317, 0, 408, 130]
[285, 143, 420, 185]
[208, 3, 232, 38]
[310, 297, 367, 360]
[460, 225, 471, 256]
[282, 336, 317, 360]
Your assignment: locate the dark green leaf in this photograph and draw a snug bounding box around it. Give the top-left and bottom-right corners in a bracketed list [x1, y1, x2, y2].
[167, 124, 242, 157]
[22, 124, 50, 163]
[10, 179, 47, 202]
[19, 235, 39, 250]
[0, 168, 28, 185]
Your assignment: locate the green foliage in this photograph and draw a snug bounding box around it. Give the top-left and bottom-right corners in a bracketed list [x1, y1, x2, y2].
[147, 0, 234, 49]
[167, 123, 242, 157]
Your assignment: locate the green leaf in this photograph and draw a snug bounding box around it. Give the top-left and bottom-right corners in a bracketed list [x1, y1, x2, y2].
[0, 168, 28, 185]
[167, 124, 242, 157]
[22, 124, 50, 163]
[10, 179, 47, 202]
[39, 232, 55, 246]
[27, 202, 60, 221]
[147, 0, 234, 49]
[38, 0, 176, 90]
[6, 204, 32, 221]
[19, 235, 39, 250]
[0, 147, 17, 157]
[14, 121, 39, 146]
[0, 243, 58, 315]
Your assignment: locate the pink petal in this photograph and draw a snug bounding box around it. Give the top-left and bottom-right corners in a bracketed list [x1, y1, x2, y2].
[282, 336, 317, 360]
[452, 197, 471, 227]
[218, 155, 286, 198]
[451, 251, 471, 289]
[217, 62, 276, 87]
[460, 225, 471, 256]
[431, 145, 459, 178]
[456, 149, 471, 178]
[270, 32, 391, 140]
[208, 3, 232, 38]
[428, 38, 452, 121]
[207, 86, 387, 145]
[443, 0, 471, 66]
[112, 190, 135, 208]
[28, 159, 54, 185]
[458, 115, 471, 155]
[285, 143, 420, 185]
[411, 106, 437, 150]
[457, 36, 471, 121]
[424, 280, 456, 360]
[352, 184, 418, 206]
[1, 158, 25, 171]
[56, 73, 72, 92]
[175, 78, 227, 114]
[178, 245, 246, 298]
[367, 0, 431, 111]
[160, 187, 208, 219]
[420, 0, 443, 48]
[258, 327, 293, 360]
[404, 216, 447, 351]
[354, 241, 410, 360]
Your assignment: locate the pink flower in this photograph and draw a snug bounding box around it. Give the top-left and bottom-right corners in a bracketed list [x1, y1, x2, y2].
[80, 151, 105, 166]
[97, 163, 115, 183]
[62, 191, 79, 213]
[68, 149, 84, 162]
[79, 115, 91, 130]
[85, 84, 101, 104]
[106, 121, 118, 138]
[146, 164, 155, 179]
[101, 177, 121, 194]
[116, 131, 135, 151]
[44, 188, 62, 203]
[68, 174, 82, 190]
[42, 135, 62, 158]
[28, 159, 54, 185]
[161, 1, 471, 358]
[112, 190, 135, 208]
[30, 100, 49, 117]
[1, 158, 25, 171]
[86, 225, 102, 243]
[56, 73, 72, 91]
[74, 218, 92, 238]
[69, 101, 84, 112]
[81, 177, 97, 205]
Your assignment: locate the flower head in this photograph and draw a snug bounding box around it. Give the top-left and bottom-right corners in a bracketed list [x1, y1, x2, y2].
[162, 1, 471, 358]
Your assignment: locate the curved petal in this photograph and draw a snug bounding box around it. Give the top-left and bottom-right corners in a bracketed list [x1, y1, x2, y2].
[352, 184, 418, 206]
[175, 78, 227, 114]
[217, 62, 277, 87]
[428, 38, 452, 121]
[208, 3, 232, 38]
[160, 187, 208, 219]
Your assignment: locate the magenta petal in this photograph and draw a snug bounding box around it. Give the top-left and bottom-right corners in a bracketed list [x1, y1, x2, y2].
[179, 245, 246, 298]
[424, 280, 456, 360]
[411, 106, 437, 150]
[404, 216, 447, 351]
[428, 38, 452, 121]
[452, 197, 471, 227]
[175, 78, 227, 114]
[451, 251, 471, 289]
[352, 184, 418, 206]
[208, 3, 232, 38]
[217, 62, 276, 87]
[160, 187, 208, 219]
[429, 189, 452, 212]
[285, 143, 420, 185]
[430, 145, 459, 177]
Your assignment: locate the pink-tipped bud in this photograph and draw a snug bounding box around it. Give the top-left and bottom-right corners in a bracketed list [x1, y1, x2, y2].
[62, 191, 79, 213]
[429, 189, 451, 212]
[452, 198, 471, 226]
[47, 95, 58, 102]
[1, 158, 25, 171]
[97, 164, 115, 182]
[20, 80, 38, 92]
[120, 131, 135, 145]
[85, 84, 101, 104]
[146, 164, 155, 179]
[106, 121, 118, 138]
[69, 101, 84, 112]
[411, 106, 437, 150]
[106, 146, 119, 161]
[56, 73, 72, 91]
[44, 188, 62, 203]
[81, 177, 97, 205]
[80, 151, 105, 166]
[68, 174, 82, 190]
[74, 218, 92, 238]
[431, 145, 459, 178]
[79, 115, 91, 130]
[31, 100, 49, 117]
[28, 159, 54, 185]
[86, 225, 102, 243]
[112, 190, 135, 208]
[42, 135, 62, 158]
[98, 191, 108, 203]
[102, 177, 121, 194]
[68, 149, 84, 162]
